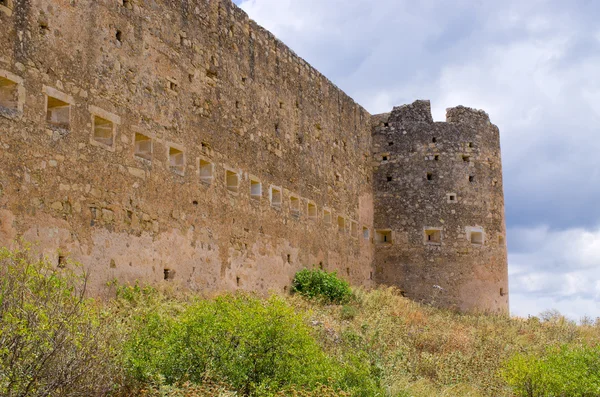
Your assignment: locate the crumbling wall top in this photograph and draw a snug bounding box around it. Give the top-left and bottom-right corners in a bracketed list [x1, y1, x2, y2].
[388, 100, 433, 124]
[446, 106, 491, 125]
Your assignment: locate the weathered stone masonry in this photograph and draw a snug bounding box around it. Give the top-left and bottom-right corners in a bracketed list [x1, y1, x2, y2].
[372, 101, 508, 312]
[0, 0, 508, 312]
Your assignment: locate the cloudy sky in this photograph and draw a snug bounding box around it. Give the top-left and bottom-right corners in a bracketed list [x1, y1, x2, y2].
[235, 0, 600, 320]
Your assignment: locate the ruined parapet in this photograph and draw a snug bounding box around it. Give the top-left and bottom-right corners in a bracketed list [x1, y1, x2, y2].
[388, 100, 434, 124]
[446, 105, 491, 125]
[372, 100, 508, 313]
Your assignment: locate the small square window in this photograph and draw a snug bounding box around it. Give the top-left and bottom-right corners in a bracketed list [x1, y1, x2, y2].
[425, 229, 442, 244]
[199, 159, 214, 185]
[375, 230, 392, 244]
[134, 133, 152, 161]
[434, 155, 440, 161]
[470, 230, 484, 245]
[427, 172, 433, 181]
[290, 196, 300, 215]
[226, 170, 239, 193]
[164, 268, 174, 280]
[46, 96, 71, 129]
[382, 155, 388, 161]
[250, 179, 262, 199]
[308, 203, 317, 220]
[270, 186, 282, 207]
[469, 175, 475, 183]
[462, 155, 470, 162]
[337, 216, 346, 233]
[0, 76, 18, 111]
[92, 116, 114, 147]
[323, 209, 332, 224]
[387, 176, 393, 182]
[432, 137, 437, 143]
[169, 147, 185, 175]
[363, 227, 370, 240]
[447, 193, 457, 203]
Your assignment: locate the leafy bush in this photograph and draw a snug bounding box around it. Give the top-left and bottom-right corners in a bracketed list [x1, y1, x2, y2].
[503, 344, 600, 397]
[292, 269, 352, 304]
[123, 294, 339, 396]
[0, 248, 120, 397]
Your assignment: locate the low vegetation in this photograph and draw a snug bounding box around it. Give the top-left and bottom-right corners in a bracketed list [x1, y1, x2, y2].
[1, 251, 599, 397]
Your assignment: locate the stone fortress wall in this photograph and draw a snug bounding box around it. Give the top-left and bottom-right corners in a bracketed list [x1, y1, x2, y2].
[0, 0, 508, 312]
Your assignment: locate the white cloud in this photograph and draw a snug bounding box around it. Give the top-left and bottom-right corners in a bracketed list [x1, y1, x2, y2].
[509, 225, 600, 319]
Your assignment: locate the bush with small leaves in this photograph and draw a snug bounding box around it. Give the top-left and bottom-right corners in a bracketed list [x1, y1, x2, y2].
[292, 269, 352, 304]
[0, 248, 121, 397]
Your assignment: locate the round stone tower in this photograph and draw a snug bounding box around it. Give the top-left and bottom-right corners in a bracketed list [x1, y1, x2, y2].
[372, 100, 508, 313]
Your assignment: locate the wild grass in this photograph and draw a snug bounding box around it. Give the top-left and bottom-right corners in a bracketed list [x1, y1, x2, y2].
[1, 249, 599, 396]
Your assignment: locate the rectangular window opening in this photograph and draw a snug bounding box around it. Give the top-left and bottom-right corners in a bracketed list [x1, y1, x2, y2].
[382, 155, 388, 161]
[270, 187, 282, 207]
[226, 170, 239, 193]
[427, 172, 433, 181]
[469, 175, 475, 183]
[499, 235, 505, 245]
[199, 159, 214, 185]
[307, 203, 317, 220]
[323, 209, 332, 224]
[290, 196, 300, 215]
[363, 227, 370, 240]
[0, 76, 18, 110]
[434, 155, 440, 161]
[92, 116, 114, 147]
[351, 221, 358, 238]
[425, 229, 442, 244]
[375, 230, 392, 244]
[337, 216, 346, 233]
[462, 155, 470, 162]
[134, 133, 152, 161]
[447, 193, 457, 203]
[386, 176, 393, 182]
[46, 96, 70, 129]
[169, 147, 185, 175]
[250, 179, 262, 199]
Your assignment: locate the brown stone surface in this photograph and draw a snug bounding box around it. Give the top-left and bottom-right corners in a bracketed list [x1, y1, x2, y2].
[0, 0, 507, 312]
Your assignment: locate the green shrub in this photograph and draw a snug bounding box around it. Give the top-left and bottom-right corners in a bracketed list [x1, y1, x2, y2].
[0, 248, 120, 397]
[123, 294, 339, 396]
[292, 269, 352, 304]
[502, 344, 600, 397]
